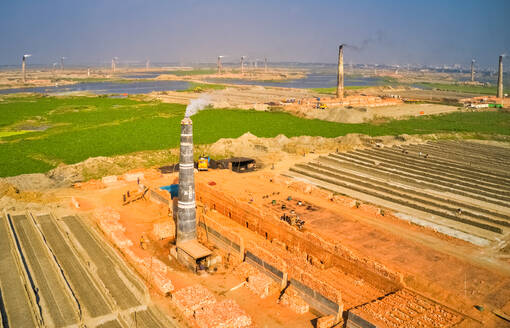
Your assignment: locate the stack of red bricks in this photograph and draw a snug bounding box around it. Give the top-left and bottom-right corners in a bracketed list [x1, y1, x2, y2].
[172, 284, 216, 317]
[94, 207, 133, 249]
[152, 221, 175, 240]
[316, 315, 336, 328]
[280, 286, 309, 314]
[247, 272, 279, 299]
[122, 249, 174, 294]
[194, 299, 252, 328]
[232, 262, 259, 279]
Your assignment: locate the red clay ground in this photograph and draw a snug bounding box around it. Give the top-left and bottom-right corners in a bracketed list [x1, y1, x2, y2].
[56, 167, 510, 327]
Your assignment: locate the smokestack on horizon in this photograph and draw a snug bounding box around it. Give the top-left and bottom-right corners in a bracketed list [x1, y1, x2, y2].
[337, 44, 344, 99]
[21, 54, 31, 84]
[217, 56, 224, 74]
[471, 59, 475, 82]
[111, 57, 117, 73]
[497, 55, 504, 98]
[241, 56, 246, 75]
[176, 117, 197, 244]
[264, 57, 267, 73]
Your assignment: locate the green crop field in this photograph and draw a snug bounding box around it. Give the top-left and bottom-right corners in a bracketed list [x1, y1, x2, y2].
[177, 82, 226, 93]
[416, 82, 498, 95]
[0, 95, 509, 177]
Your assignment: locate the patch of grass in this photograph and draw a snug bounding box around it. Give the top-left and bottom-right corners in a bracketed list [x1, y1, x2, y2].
[310, 86, 370, 94]
[0, 95, 509, 177]
[177, 82, 226, 93]
[416, 82, 497, 95]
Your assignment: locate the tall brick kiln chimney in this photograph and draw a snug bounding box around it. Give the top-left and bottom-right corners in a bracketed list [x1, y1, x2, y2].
[471, 59, 475, 82]
[497, 55, 504, 98]
[337, 44, 344, 99]
[177, 117, 197, 244]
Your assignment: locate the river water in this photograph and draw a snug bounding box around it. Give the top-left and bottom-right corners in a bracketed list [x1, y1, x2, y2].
[0, 80, 190, 95]
[0, 73, 386, 95]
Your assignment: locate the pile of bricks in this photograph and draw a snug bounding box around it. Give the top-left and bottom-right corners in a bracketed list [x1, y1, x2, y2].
[280, 286, 309, 314]
[316, 315, 336, 328]
[152, 221, 175, 240]
[122, 247, 174, 294]
[247, 273, 279, 299]
[194, 299, 252, 328]
[246, 241, 287, 273]
[232, 262, 259, 279]
[172, 284, 216, 317]
[93, 208, 134, 249]
[351, 289, 462, 327]
[151, 271, 174, 295]
[301, 272, 342, 307]
[200, 214, 243, 248]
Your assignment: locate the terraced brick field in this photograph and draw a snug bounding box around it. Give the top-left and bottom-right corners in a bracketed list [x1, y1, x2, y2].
[0, 212, 173, 328]
[288, 140, 510, 246]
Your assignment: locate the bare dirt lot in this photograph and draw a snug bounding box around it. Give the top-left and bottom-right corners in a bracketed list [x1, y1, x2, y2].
[287, 103, 462, 123]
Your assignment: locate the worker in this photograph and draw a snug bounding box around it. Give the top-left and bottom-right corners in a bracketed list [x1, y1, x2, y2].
[140, 235, 147, 249]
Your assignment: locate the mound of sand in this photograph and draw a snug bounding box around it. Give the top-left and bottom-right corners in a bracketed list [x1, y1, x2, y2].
[206, 132, 424, 159]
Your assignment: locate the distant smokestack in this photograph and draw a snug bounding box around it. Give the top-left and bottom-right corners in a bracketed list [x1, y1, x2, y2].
[264, 57, 267, 73]
[497, 55, 504, 98]
[337, 44, 344, 99]
[177, 117, 196, 244]
[217, 56, 222, 74]
[471, 59, 475, 82]
[241, 56, 245, 74]
[22, 56, 26, 84]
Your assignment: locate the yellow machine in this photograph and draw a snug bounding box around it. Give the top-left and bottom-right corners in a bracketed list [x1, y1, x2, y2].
[198, 156, 209, 171]
[319, 103, 328, 109]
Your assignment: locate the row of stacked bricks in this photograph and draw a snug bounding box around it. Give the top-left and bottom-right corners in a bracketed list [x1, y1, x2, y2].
[94, 207, 132, 248]
[246, 237, 343, 310]
[199, 213, 243, 250]
[172, 284, 252, 328]
[233, 261, 309, 315]
[93, 207, 174, 294]
[199, 184, 344, 314]
[351, 290, 462, 327]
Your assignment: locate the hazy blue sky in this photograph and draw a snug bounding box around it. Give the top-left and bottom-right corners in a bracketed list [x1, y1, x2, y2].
[0, 0, 508, 68]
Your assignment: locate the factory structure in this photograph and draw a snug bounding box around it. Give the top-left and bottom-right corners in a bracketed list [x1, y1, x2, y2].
[174, 117, 212, 271]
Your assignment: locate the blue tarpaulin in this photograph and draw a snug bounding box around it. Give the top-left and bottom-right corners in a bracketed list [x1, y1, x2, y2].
[160, 184, 179, 199]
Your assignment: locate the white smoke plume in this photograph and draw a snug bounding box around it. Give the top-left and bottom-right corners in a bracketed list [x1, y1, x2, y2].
[184, 95, 210, 117]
